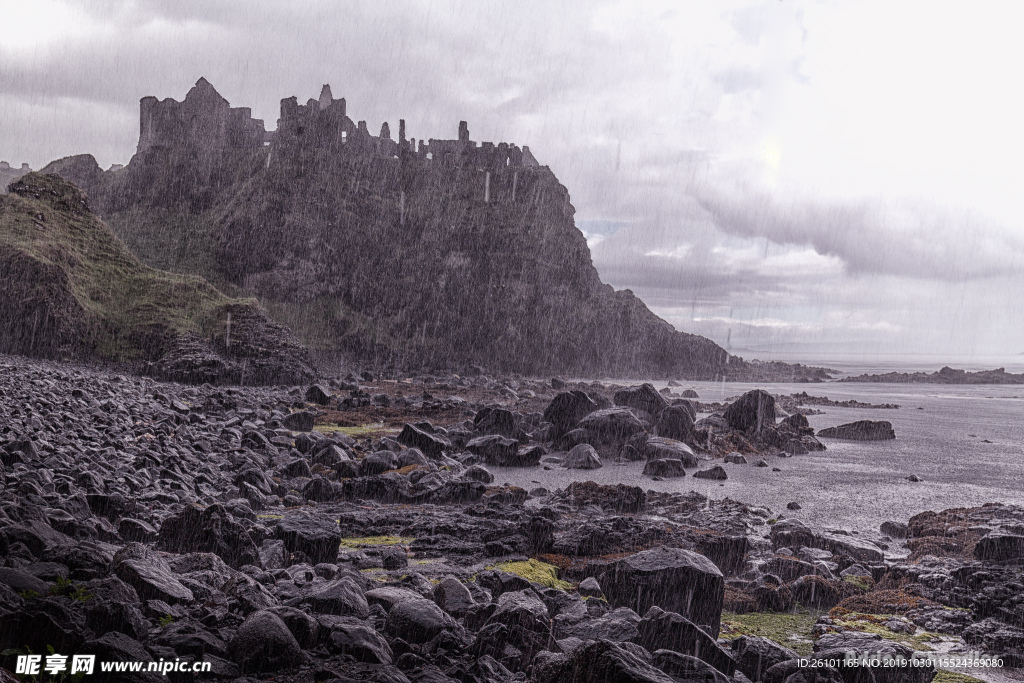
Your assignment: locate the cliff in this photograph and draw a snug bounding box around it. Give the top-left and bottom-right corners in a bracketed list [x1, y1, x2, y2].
[0, 172, 316, 385]
[43, 78, 817, 380]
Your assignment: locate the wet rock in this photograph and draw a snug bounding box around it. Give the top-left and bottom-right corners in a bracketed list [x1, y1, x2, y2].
[561, 481, 646, 514]
[228, 609, 304, 673]
[396, 423, 451, 458]
[817, 420, 896, 440]
[385, 596, 462, 644]
[783, 439, 809, 455]
[153, 617, 227, 657]
[731, 635, 798, 681]
[464, 464, 494, 483]
[554, 606, 641, 642]
[770, 518, 883, 562]
[86, 600, 150, 642]
[543, 390, 600, 437]
[579, 576, 603, 598]
[813, 630, 933, 683]
[652, 649, 730, 682]
[275, 511, 342, 565]
[577, 407, 647, 444]
[785, 575, 853, 610]
[157, 504, 260, 569]
[432, 576, 475, 616]
[653, 404, 696, 441]
[724, 452, 747, 464]
[723, 390, 776, 432]
[693, 465, 727, 480]
[563, 443, 603, 469]
[0, 567, 48, 595]
[600, 547, 724, 637]
[82, 631, 154, 671]
[974, 530, 1024, 561]
[305, 384, 332, 405]
[112, 543, 194, 604]
[695, 535, 750, 576]
[466, 434, 518, 465]
[537, 639, 674, 683]
[360, 450, 399, 476]
[473, 407, 517, 436]
[787, 501, 801, 510]
[321, 615, 394, 663]
[282, 410, 315, 431]
[266, 605, 319, 649]
[642, 436, 699, 467]
[308, 577, 370, 618]
[365, 586, 421, 611]
[637, 606, 735, 675]
[614, 383, 670, 417]
[642, 459, 686, 478]
[879, 521, 909, 539]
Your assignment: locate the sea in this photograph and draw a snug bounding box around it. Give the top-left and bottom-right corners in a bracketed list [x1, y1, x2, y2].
[491, 354, 1024, 537]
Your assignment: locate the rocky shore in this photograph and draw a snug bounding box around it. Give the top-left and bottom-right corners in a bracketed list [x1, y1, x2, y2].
[0, 355, 1020, 682]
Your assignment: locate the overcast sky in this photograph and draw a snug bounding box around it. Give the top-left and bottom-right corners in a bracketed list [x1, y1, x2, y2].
[2, 0, 1022, 361]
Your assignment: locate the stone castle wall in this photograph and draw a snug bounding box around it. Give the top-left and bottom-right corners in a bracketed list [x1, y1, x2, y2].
[136, 79, 540, 171]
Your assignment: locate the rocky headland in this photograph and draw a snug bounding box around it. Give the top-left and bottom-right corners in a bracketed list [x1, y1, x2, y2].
[0, 355, 1019, 682]
[840, 367, 1024, 385]
[35, 78, 829, 383]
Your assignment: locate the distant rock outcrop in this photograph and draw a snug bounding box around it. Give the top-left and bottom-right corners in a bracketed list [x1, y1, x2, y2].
[43, 78, 827, 380]
[840, 365, 1024, 384]
[817, 420, 896, 441]
[0, 172, 315, 385]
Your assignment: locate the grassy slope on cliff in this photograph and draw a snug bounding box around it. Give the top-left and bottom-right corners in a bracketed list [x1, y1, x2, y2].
[0, 173, 245, 362]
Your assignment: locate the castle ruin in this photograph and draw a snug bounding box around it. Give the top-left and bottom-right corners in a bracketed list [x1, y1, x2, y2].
[136, 78, 540, 172]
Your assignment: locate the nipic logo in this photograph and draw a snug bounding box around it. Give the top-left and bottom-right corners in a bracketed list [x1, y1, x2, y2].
[15, 654, 96, 675]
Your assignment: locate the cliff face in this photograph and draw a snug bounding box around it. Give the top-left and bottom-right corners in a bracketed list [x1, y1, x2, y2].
[45, 79, 737, 378]
[0, 172, 316, 385]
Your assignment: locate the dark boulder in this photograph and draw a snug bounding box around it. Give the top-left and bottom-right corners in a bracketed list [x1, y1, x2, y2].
[157, 504, 260, 569]
[654, 404, 695, 441]
[466, 434, 519, 466]
[275, 511, 342, 565]
[385, 597, 462, 645]
[112, 543, 194, 604]
[308, 577, 370, 618]
[652, 649, 730, 682]
[636, 606, 735, 675]
[817, 420, 896, 440]
[473, 407, 517, 436]
[282, 410, 315, 431]
[723, 389, 776, 432]
[642, 437, 699, 467]
[577, 407, 647, 443]
[601, 547, 724, 637]
[693, 465, 727, 480]
[538, 639, 676, 683]
[542, 391, 600, 437]
[563, 443, 603, 469]
[614, 383, 670, 417]
[396, 423, 451, 458]
[731, 635, 799, 681]
[642, 459, 686, 478]
[321, 615, 393, 663]
[305, 384, 332, 405]
[227, 610, 304, 674]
